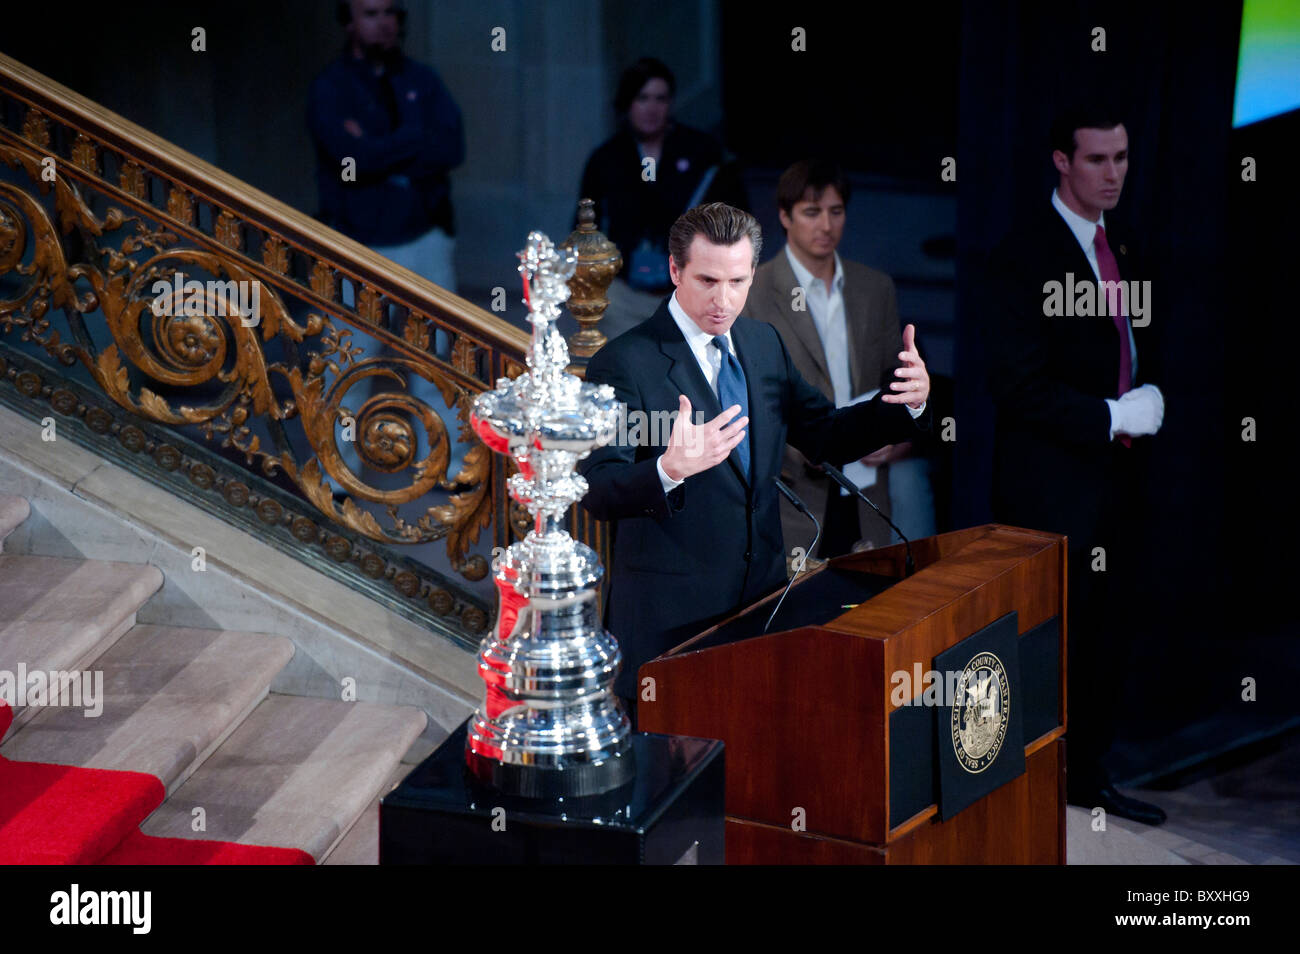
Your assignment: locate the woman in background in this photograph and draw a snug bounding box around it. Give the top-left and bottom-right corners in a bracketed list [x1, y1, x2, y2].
[579, 57, 748, 340]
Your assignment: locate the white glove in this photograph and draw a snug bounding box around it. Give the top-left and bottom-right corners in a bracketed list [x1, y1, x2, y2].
[1106, 384, 1164, 440]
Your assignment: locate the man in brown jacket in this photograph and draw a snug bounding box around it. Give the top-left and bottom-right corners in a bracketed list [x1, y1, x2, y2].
[748, 160, 912, 558]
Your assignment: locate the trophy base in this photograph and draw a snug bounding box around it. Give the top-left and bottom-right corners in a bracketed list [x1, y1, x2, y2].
[380, 719, 725, 865]
[464, 742, 636, 798]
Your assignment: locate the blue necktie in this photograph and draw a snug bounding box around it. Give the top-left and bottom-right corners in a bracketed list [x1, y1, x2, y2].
[712, 335, 750, 480]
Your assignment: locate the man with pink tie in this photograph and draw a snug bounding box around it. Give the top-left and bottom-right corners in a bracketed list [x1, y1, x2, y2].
[988, 106, 1166, 825]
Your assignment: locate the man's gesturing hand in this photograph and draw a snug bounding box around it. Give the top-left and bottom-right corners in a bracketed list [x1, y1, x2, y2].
[883, 323, 930, 409]
[659, 394, 748, 482]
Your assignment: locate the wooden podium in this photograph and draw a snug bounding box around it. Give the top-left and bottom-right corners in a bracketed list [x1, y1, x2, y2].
[637, 524, 1067, 864]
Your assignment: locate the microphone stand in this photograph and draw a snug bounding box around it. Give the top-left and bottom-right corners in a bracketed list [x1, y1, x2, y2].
[765, 478, 821, 634]
[820, 461, 915, 577]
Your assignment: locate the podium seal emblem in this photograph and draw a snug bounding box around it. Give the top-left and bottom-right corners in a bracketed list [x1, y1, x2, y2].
[950, 651, 1010, 774]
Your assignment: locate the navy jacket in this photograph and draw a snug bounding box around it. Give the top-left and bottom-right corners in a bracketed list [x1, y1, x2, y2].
[308, 52, 464, 245]
[579, 300, 928, 697]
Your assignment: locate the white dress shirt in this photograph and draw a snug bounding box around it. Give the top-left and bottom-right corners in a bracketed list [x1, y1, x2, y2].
[786, 244, 925, 492]
[656, 293, 734, 491]
[667, 291, 733, 395]
[785, 245, 851, 408]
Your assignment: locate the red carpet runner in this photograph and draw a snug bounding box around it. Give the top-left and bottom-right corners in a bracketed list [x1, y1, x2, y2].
[0, 703, 313, 865]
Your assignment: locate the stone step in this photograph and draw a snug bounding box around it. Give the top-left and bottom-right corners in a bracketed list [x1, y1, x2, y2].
[0, 495, 29, 550]
[1066, 805, 1189, 864]
[1, 625, 295, 794]
[0, 555, 163, 731]
[140, 693, 426, 863]
[322, 761, 411, 866]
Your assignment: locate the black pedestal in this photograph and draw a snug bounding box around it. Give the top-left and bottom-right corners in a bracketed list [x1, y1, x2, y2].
[380, 720, 725, 864]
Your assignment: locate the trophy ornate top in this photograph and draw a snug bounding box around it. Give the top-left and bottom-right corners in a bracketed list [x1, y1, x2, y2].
[472, 232, 620, 534]
[517, 231, 578, 393]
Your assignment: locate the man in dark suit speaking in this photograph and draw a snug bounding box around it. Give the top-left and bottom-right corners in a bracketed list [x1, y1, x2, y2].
[578, 202, 930, 706]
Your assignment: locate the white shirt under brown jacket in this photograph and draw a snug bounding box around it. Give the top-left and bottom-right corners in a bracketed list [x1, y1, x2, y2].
[746, 245, 906, 554]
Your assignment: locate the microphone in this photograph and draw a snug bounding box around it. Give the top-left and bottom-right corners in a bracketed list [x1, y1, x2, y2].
[774, 476, 814, 519]
[820, 461, 915, 577]
[765, 478, 821, 634]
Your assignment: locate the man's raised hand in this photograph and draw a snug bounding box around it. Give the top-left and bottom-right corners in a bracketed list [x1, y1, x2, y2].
[883, 323, 930, 409]
[659, 394, 748, 482]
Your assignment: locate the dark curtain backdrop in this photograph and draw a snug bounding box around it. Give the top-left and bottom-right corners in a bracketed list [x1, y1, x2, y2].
[955, 0, 1296, 783]
[719, 2, 960, 183]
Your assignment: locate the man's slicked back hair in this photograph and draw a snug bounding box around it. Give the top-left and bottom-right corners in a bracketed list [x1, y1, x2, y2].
[668, 202, 763, 270]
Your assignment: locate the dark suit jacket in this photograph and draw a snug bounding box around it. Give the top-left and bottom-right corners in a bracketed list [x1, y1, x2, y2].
[986, 204, 1160, 557]
[747, 249, 906, 550]
[579, 299, 927, 697]
[308, 53, 464, 246]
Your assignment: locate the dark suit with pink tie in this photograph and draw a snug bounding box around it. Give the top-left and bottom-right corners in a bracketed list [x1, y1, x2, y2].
[986, 206, 1159, 797]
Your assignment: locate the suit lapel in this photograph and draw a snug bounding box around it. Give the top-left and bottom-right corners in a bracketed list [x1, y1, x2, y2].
[1104, 218, 1133, 277]
[769, 251, 832, 388]
[1102, 217, 1144, 381]
[1106, 221, 1146, 355]
[655, 302, 754, 490]
[1044, 208, 1130, 387]
[654, 301, 724, 423]
[839, 263, 870, 397]
[1048, 208, 1100, 283]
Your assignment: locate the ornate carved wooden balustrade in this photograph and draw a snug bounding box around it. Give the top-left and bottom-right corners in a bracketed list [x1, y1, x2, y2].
[0, 53, 612, 649]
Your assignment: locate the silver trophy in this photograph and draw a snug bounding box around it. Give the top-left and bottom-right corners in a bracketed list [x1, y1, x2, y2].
[466, 231, 633, 796]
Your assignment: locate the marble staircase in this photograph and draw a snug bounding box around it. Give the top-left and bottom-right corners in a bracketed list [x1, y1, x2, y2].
[0, 493, 426, 863]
